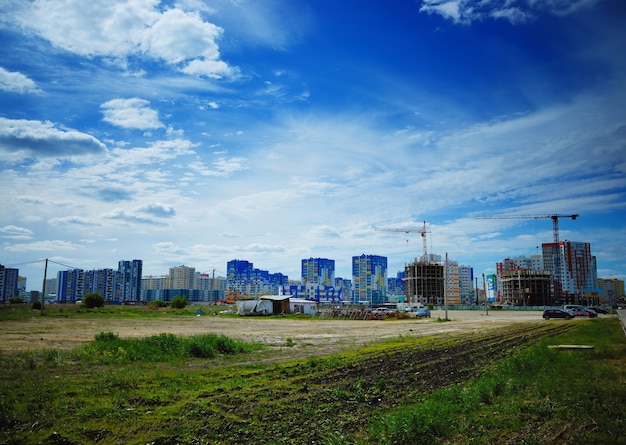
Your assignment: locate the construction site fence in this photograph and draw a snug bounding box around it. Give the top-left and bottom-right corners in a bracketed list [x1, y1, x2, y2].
[435, 305, 550, 311]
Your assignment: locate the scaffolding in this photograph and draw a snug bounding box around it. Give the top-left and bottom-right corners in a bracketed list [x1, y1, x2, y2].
[404, 261, 444, 306]
[499, 270, 553, 306]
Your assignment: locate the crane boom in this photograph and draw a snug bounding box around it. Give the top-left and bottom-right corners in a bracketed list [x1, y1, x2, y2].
[476, 214, 578, 244]
[376, 221, 431, 263]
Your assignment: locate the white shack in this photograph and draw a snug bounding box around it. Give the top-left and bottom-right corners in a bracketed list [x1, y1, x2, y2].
[236, 295, 318, 316]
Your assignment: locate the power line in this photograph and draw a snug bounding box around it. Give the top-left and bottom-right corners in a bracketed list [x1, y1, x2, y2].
[4, 258, 80, 271]
[4, 259, 47, 268]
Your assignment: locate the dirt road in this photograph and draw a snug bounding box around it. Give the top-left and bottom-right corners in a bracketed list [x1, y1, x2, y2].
[0, 309, 547, 358]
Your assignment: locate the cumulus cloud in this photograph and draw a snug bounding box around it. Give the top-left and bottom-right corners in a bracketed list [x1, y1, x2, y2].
[137, 203, 176, 218]
[4, 240, 84, 252]
[0, 67, 43, 94]
[0, 225, 34, 240]
[101, 98, 164, 130]
[188, 157, 247, 177]
[418, 0, 599, 24]
[103, 203, 175, 225]
[16, 0, 237, 79]
[0, 118, 106, 159]
[95, 187, 133, 202]
[48, 216, 101, 226]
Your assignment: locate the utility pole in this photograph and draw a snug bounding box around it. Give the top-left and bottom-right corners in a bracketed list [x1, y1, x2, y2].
[211, 269, 216, 306]
[444, 252, 448, 320]
[482, 273, 489, 316]
[40, 258, 48, 315]
[475, 276, 479, 306]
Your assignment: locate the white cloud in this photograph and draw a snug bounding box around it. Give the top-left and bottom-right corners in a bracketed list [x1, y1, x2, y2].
[0, 118, 107, 160]
[189, 157, 247, 177]
[101, 98, 164, 130]
[180, 59, 236, 79]
[48, 216, 101, 226]
[4, 240, 84, 252]
[109, 139, 197, 166]
[103, 202, 176, 226]
[15, 0, 238, 79]
[418, 0, 600, 24]
[0, 67, 43, 94]
[141, 8, 221, 63]
[0, 225, 34, 240]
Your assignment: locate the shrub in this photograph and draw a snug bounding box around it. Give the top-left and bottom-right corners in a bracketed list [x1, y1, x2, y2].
[9, 297, 24, 304]
[170, 295, 188, 309]
[95, 331, 119, 342]
[31, 301, 42, 310]
[83, 292, 104, 308]
[148, 300, 168, 308]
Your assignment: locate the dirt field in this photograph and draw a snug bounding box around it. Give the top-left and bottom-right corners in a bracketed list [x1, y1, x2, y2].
[0, 309, 547, 358]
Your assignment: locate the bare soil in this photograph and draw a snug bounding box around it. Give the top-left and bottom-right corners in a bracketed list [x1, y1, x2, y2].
[0, 309, 546, 359]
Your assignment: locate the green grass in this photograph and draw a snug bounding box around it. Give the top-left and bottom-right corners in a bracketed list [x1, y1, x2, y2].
[0, 318, 624, 444]
[0, 302, 234, 320]
[72, 331, 263, 363]
[368, 319, 626, 444]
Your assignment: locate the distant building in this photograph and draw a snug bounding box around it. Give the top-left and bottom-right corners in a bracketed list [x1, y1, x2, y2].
[404, 261, 444, 306]
[542, 241, 596, 304]
[169, 265, 195, 290]
[0, 265, 20, 302]
[499, 270, 553, 306]
[598, 278, 624, 306]
[227, 259, 288, 298]
[301, 258, 335, 286]
[458, 265, 473, 304]
[387, 271, 405, 299]
[444, 260, 460, 305]
[352, 254, 387, 305]
[56, 259, 143, 303]
[118, 260, 142, 301]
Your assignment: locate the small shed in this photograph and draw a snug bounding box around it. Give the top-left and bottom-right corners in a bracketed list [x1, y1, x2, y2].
[289, 298, 318, 315]
[259, 295, 291, 314]
[236, 299, 274, 316]
[236, 295, 318, 316]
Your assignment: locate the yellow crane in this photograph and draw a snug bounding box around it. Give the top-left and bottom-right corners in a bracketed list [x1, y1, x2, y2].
[375, 221, 431, 264]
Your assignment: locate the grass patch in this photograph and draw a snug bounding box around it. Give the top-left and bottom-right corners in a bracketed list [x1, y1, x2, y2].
[368, 319, 626, 444]
[0, 319, 624, 444]
[71, 331, 263, 364]
[0, 303, 235, 320]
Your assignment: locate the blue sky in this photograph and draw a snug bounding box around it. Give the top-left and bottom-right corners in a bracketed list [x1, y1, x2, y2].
[1, 0, 625, 290]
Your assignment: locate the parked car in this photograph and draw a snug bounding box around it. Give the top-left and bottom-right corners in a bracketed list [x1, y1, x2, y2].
[416, 307, 431, 318]
[588, 306, 608, 314]
[543, 309, 572, 320]
[582, 308, 598, 318]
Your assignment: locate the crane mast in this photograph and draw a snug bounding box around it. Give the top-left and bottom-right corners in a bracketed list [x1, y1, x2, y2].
[476, 213, 579, 299]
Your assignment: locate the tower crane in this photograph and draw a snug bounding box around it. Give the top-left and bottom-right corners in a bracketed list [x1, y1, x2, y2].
[476, 213, 579, 299]
[375, 221, 431, 264]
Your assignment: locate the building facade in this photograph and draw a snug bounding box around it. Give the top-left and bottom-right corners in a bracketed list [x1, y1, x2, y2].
[499, 270, 553, 306]
[352, 254, 388, 305]
[404, 260, 444, 306]
[0, 265, 19, 302]
[227, 259, 288, 298]
[542, 241, 596, 303]
[458, 265, 473, 304]
[301, 258, 335, 286]
[598, 278, 625, 306]
[56, 259, 143, 303]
